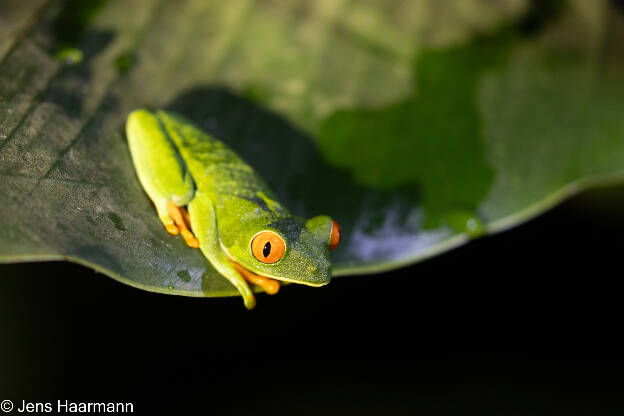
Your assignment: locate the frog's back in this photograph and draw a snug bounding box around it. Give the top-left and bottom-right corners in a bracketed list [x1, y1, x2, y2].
[156, 111, 273, 201]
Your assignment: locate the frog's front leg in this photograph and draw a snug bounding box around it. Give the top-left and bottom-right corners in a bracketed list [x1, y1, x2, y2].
[230, 261, 280, 295]
[188, 192, 257, 309]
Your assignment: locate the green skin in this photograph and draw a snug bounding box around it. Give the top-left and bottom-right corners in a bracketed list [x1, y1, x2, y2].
[126, 109, 335, 309]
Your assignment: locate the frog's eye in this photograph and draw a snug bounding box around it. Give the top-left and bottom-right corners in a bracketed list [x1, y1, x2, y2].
[251, 231, 286, 263]
[329, 219, 341, 251]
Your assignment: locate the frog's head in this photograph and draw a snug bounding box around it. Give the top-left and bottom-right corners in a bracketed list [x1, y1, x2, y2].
[221, 214, 341, 287]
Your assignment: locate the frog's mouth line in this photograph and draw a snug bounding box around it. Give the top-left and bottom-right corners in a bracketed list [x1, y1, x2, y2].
[230, 258, 327, 286]
[220, 242, 326, 292]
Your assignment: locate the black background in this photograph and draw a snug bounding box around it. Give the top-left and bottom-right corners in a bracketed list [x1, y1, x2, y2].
[2, 187, 624, 415]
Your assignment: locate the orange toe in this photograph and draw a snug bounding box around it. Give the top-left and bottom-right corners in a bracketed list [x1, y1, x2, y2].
[165, 224, 179, 235]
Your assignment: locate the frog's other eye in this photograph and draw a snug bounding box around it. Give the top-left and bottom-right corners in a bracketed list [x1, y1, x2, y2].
[251, 231, 286, 263]
[329, 219, 341, 251]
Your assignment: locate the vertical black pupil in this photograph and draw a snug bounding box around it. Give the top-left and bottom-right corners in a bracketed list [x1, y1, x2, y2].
[263, 242, 271, 258]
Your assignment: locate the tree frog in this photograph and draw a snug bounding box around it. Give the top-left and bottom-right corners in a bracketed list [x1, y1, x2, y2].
[126, 109, 341, 309]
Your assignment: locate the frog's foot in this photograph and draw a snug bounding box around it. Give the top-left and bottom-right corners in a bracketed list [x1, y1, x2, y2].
[231, 261, 280, 295]
[163, 220, 179, 235]
[167, 201, 200, 248]
[181, 205, 191, 226]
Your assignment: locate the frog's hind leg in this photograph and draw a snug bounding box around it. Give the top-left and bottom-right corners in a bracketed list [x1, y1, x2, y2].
[127, 109, 196, 239]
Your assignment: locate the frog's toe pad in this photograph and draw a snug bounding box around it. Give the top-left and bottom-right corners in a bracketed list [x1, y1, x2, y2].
[183, 233, 200, 248]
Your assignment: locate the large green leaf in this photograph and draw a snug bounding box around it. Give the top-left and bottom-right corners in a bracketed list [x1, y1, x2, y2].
[2, 0, 624, 297]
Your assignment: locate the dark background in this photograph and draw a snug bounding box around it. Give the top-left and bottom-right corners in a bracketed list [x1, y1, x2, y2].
[2, 186, 624, 415]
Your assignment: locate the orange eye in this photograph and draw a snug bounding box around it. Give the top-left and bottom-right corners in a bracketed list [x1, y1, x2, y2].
[330, 219, 341, 251]
[251, 231, 286, 263]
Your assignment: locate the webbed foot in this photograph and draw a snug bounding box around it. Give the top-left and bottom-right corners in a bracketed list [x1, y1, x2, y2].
[167, 201, 200, 248]
[231, 262, 280, 295]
